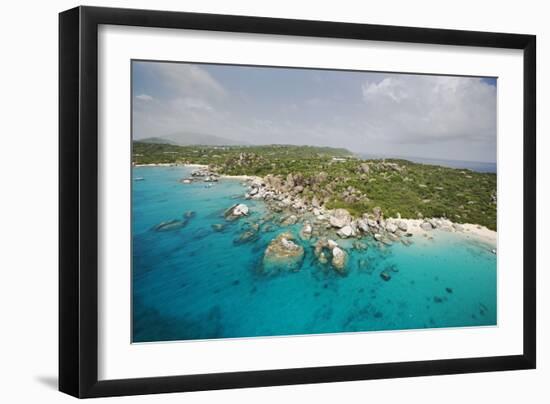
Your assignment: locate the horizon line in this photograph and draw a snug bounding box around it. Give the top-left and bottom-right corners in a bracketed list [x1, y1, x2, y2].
[133, 138, 496, 165]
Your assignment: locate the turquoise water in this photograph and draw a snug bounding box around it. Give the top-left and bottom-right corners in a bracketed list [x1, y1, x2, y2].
[132, 166, 497, 343]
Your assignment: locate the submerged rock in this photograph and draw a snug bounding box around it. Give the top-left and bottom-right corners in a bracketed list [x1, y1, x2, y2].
[211, 223, 226, 232]
[263, 232, 304, 274]
[380, 270, 392, 281]
[352, 240, 368, 251]
[152, 219, 186, 232]
[234, 228, 259, 245]
[388, 265, 399, 273]
[261, 224, 275, 233]
[314, 238, 346, 272]
[183, 211, 196, 219]
[374, 233, 392, 245]
[248, 222, 260, 232]
[280, 214, 298, 226]
[314, 238, 329, 258]
[401, 238, 413, 246]
[192, 227, 210, 240]
[318, 251, 329, 265]
[357, 259, 369, 271]
[387, 233, 400, 242]
[269, 203, 283, 213]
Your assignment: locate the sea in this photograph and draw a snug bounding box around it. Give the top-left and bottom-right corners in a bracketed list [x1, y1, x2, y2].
[132, 166, 497, 343]
[360, 154, 497, 173]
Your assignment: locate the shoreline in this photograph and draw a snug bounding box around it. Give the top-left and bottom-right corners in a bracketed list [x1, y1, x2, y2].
[461, 223, 497, 246]
[134, 162, 179, 167]
[134, 163, 257, 180]
[397, 219, 496, 247]
[134, 164, 496, 247]
[221, 174, 260, 181]
[134, 163, 209, 168]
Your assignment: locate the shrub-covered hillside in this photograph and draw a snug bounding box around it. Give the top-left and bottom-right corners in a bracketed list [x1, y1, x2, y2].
[132, 142, 497, 230]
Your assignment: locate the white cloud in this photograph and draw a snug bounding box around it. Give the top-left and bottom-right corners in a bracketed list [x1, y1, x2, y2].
[360, 75, 496, 146]
[154, 63, 226, 100]
[132, 63, 229, 138]
[133, 62, 496, 162]
[362, 77, 409, 103]
[173, 97, 214, 111]
[135, 94, 154, 102]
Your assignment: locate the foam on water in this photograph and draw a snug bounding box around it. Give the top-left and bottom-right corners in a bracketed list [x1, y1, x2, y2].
[132, 166, 496, 343]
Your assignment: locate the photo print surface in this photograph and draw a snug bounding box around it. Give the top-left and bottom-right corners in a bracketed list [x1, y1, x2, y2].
[131, 60, 497, 343]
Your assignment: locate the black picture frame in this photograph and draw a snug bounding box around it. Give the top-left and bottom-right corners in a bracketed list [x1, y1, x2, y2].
[59, 5, 536, 398]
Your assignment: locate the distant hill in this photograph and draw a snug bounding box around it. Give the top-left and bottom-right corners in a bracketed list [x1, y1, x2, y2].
[138, 132, 247, 146]
[138, 137, 178, 145]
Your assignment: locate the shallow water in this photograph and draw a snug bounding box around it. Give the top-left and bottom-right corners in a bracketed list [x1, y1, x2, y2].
[132, 166, 497, 343]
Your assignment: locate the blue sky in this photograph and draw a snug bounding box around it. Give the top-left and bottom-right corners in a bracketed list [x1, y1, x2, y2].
[133, 61, 497, 163]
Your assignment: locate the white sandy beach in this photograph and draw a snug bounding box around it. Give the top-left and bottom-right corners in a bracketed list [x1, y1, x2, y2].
[136, 162, 260, 181]
[134, 163, 211, 168]
[399, 218, 496, 247]
[220, 175, 262, 181]
[134, 162, 177, 167]
[221, 174, 257, 180]
[461, 223, 497, 246]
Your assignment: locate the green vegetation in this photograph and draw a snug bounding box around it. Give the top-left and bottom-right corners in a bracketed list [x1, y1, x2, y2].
[133, 142, 497, 230]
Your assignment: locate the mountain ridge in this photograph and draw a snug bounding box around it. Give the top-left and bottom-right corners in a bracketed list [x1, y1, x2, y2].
[137, 132, 247, 146]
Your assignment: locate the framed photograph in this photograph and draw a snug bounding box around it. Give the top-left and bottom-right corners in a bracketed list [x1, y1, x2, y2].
[59, 6, 536, 398]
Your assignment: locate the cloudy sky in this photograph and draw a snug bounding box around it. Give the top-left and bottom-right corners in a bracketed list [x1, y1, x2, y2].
[132, 61, 497, 163]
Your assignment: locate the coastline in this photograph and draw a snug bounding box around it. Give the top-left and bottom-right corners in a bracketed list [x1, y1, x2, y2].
[398, 218, 496, 247]
[221, 174, 260, 181]
[461, 223, 497, 246]
[134, 163, 178, 167]
[134, 163, 209, 168]
[134, 164, 496, 248]
[134, 163, 257, 181]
